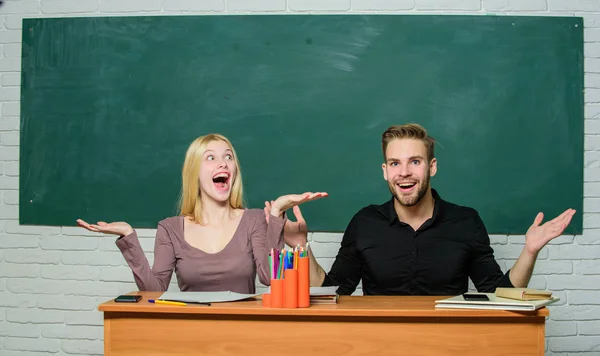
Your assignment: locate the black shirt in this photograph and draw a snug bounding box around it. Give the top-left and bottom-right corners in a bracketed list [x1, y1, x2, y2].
[322, 190, 513, 295]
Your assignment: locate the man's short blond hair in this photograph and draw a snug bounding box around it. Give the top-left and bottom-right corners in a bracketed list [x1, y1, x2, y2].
[381, 124, 435, 162]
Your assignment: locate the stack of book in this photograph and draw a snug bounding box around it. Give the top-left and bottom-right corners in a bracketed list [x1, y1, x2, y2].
[435, 288, 558, 311]
[309, 286, 339, 305]
[495, 287, 553, 301]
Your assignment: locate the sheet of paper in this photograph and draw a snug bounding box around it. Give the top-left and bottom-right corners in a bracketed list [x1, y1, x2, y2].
[309, 286, 339, 296]
[158, 291, 259, 303]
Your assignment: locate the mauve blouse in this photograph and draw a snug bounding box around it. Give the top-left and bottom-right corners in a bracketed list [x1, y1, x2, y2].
[116, 209, 285, 294]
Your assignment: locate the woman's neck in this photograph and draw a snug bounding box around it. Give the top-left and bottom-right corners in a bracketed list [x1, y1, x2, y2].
[199, 197, 235, 225]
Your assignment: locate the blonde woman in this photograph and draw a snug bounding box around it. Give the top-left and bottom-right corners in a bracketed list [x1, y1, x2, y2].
[77, 134, 326, 293]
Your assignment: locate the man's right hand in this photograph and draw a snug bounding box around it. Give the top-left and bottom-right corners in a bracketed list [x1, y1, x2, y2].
[76, 219, 134, 237]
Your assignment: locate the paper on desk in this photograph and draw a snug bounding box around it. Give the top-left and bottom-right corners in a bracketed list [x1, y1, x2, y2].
[309, 286, 339, 296]
[158, 291, 259, 303]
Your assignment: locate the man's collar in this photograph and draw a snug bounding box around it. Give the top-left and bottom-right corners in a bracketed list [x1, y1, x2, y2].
[380, 188, 443, 225]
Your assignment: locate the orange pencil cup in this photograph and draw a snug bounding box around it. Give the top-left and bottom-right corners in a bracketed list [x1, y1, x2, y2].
[262, 293, 271, 308]
[283, 269, 298, 308]
[270, 279, 284, 308]
[298, 256, 310, 308]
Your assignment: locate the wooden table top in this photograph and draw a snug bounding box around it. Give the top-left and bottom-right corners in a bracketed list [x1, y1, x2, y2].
[98, 292, 549, 318]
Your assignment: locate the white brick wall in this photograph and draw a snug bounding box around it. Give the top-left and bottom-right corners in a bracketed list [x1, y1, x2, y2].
[0, 1, 597, 355]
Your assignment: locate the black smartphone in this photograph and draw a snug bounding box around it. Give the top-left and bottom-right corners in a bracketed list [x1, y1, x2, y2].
[114, 295, 142, 303]
[463, 293, 489, 301]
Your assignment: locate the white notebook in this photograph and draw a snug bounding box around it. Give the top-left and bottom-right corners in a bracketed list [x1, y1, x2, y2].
[435, 293, 559, 311]
[158, 291, 259, 303]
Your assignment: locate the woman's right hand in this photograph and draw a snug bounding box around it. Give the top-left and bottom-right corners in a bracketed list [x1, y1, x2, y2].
[76, 219, 134, 237]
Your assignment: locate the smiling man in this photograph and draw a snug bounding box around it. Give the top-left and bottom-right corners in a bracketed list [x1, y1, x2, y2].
[296, 124, 576, 295]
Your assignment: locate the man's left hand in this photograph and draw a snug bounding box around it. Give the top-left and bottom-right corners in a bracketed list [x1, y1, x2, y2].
[525, 208, 576, 254]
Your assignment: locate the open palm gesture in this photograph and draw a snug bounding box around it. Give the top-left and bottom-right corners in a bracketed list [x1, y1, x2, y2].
[266, 192, 328, 218]
[524, 209, 576, 254]
[264, 192, 327, 247]
[76, 219, 134, 237]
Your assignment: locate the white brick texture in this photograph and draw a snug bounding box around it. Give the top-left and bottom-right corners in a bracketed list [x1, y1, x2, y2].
[415, 0, 480, 11]
[41, 0, 100, 14]
[100, 0, 162, 13]
[483, 0, 547, 12]
[227, 0, 286, 11]
[351, 0, 415, 11]
[0, 1, 598, 356]
[289, 0, 351, 11]
[1, 1, 41, 15]
[164, 0, 225, 11]
[548, 0, 600, 12]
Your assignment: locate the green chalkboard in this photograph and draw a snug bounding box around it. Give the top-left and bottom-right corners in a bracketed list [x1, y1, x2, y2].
[20, 15, 584, 234]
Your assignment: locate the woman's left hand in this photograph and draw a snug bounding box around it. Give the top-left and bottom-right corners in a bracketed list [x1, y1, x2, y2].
[267, 192, 328, 218]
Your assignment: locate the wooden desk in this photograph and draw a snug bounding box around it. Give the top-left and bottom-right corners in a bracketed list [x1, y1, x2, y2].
[98, 292, 548, 356]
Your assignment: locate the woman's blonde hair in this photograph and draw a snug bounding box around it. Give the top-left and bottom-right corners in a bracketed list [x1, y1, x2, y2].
[178, 134, 244, 224]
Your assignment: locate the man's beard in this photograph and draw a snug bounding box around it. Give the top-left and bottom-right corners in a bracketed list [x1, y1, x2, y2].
[387, 172, 430, 207]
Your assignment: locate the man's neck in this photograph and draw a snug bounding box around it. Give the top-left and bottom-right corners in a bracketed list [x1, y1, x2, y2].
[393, 189, 435, 229]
